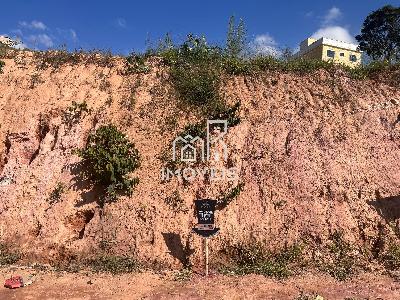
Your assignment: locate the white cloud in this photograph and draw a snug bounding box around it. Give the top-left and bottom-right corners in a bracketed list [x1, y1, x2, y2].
[312, 26, 356, 44]
[28, 34, 54, 48]
[116, 18, 127, 28]
[70, 29, 77, 41]
[322, 7, 342, 25]
[19, 20, 47, 30]
[250, 34, 280, 56]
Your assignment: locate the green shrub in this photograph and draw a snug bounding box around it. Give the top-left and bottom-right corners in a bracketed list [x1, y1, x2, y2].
[0, 60, 4, 73]
[87, 255, 140, 274]
[0, 243, 20, 266]
[76, 124, 140, 205]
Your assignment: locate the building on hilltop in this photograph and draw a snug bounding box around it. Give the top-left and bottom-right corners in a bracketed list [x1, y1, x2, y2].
[294, 37, 362, 67]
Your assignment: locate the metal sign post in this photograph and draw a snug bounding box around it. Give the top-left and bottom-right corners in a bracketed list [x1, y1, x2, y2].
[193, 199, 219, 276]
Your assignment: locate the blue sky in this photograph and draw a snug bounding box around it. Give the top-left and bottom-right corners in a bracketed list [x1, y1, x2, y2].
[1, 1, 398, 54]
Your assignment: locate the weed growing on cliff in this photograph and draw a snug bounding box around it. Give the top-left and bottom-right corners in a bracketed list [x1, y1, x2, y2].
[87, 255, 140, 274]
[76, 124, 140, 205]
[30, 73, 44, 89]
[0, 60, 4, 73]
[47, 182, 65, 205]
[0, 243, 20, 266]
[63, 100, 90, 127]
[217, 182, 244, 209]
[165, 191, 188, 213]
[222, 242, 303, 279]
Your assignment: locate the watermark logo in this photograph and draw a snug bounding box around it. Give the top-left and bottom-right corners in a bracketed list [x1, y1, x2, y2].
[161, 120, 238, 182]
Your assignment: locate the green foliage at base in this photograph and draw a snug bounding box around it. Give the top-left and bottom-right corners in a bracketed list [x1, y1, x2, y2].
[87, 255, 140, 274]
[76, 124, 140, 204]
[321, 232, 355, 281]
[0, 243, 20, 266]
[382, 244, 400, 270]
[222, 242, 303, 279]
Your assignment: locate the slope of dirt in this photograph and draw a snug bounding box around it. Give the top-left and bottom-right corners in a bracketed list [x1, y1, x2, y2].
[0, 51, 400, 270]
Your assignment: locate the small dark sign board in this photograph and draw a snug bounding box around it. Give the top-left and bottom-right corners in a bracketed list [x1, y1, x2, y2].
[193, 199, 219, 237]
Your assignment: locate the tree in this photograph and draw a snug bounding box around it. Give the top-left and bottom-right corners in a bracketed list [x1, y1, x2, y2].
[356, 5, 400, 62]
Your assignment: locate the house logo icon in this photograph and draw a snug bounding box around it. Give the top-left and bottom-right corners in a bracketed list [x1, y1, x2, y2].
[172, 120, 228, 163]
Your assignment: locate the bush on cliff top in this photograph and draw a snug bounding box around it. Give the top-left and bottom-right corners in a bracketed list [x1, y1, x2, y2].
[76, 124, 140, 205]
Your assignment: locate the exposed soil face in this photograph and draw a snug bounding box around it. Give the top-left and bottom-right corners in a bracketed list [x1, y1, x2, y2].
[0, 267, 399, 300]
[0, 52, 399, 271]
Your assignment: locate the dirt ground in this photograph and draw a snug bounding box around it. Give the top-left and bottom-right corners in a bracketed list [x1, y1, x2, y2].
[0, 266, 399, 300]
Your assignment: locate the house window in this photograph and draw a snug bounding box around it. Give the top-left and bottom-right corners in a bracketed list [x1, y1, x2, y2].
[327, 50, 335, 58]
[340, 52, 345, 57]
[349, 54, 357, 62]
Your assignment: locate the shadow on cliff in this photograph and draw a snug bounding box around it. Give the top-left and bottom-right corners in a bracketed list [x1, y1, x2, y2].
[65, 161, 104, 207]
[161, 232, 194, 267]
[368, 194, 400, 221]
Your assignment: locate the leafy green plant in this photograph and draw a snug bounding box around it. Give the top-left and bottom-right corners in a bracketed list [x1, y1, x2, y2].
[87, 255, 140, 274]
[0, 243, 20, 266]
[47, 182, 65, 205]
[76, 124, 140, 205]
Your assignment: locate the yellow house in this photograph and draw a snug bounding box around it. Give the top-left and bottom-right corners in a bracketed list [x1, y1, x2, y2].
[295, 37, 362, 67]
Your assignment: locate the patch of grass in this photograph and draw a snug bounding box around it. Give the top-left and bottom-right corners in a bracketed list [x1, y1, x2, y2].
[87, 255, 140, 274]
[75, 124, 140, 205]
[174, 268, 192, 281]
[34, 48, 114, 70]
[222, 242, 303, 279]
[382, 244, 400, 270]
[47, 182, 65, 205]
[322, 232, 355, 281]
[0, 243, 20, 266]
